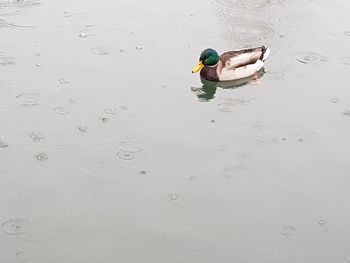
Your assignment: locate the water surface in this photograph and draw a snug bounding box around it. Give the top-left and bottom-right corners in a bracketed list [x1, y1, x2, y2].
[1, 0, 350, 262]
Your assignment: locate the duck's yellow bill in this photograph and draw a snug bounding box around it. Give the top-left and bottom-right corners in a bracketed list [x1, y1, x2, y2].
[192, 61, 204, 73]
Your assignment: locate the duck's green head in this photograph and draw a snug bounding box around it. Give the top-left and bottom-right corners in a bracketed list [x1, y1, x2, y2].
[192, 48, 219, 73]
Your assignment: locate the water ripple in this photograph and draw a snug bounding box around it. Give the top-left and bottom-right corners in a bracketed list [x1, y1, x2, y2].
[0, 18, 39, 28]
[169, 224, 215, 253]
[15, 93, 40, 107]
[280, 226, 296, 237]
[35, 152, 48, 161]
[104, 107, 120, 115]
[250, 124, 282, 144]
[217, 102, 236, 112]
[28, 131, 45, 142]
[0, 139, 9, 148]
[0, 56, 16, 65]
[0, 0, 41, 9]
[54, 107, 70, 115]
[213, 0, 284, 10]
[117, 151, 134, 160]
[58, 78, 70, 85]
[1, 219, 30, 235]
[230, 23, 276, 42]
[0, 57, 16, 66]
[2, 218, 57, 242]
[91, 47, 110, 55]
[296, 52, 329, 64]
[339, 57, 350, 66]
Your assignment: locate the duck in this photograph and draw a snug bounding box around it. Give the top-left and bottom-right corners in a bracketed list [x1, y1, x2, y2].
[192, 46, 270, 82]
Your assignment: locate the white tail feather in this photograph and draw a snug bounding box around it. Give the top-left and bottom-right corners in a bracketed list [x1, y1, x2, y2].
[262, 47, 270, 62]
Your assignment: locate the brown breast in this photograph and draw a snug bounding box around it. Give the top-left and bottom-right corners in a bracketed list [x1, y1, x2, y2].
[200, 65, 219, 82]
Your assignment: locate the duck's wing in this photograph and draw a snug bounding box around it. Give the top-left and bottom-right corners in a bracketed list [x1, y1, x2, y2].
[219, 46, 268, 70]
[217, 47, 270, 81]
[218, 60, 264, 81]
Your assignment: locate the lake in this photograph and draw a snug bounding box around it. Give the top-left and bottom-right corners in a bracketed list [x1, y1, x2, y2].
[1, 0, 350, 262]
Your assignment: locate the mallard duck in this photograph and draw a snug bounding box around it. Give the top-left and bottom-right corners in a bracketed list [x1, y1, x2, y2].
[192, 46, 270, 82]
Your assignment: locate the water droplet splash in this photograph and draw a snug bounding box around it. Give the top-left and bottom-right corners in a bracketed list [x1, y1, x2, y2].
[35, 152, 48, 161]
[91, 47, 110, 55]
[54, 107, 69, 115]
[0, 140, 9, 148]
[58, 78, 70, 85]
[170, 193, 179, 201]
[77, 125, 89, 133]
[120, 105, 128, 110]
[114, 138, 144, 161]
[117, 142, 143, 154]
[16, 93, 39, 107]
[78, 31, 88, 38]
[28, 131, 45, 142]
[331, 98, 340, 103]
[117, 151, 134, 160]
[343, 108, 350, 116]
[318, 219, 326, 225]
[15, 251, 28, 262]
[100, 117, 109, 123]
[104, 107, 119, 114]
[0, 56, 16, 66]
[62, 11, 72, 17]
[1, 219, 30, 235]
[280, 226, 296, 237]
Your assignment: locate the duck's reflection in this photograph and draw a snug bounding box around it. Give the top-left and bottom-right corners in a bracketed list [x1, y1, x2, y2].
[191, 69, 265, 102]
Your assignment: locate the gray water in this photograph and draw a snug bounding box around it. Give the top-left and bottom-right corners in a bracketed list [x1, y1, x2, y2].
[1, 0, 350, 262]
